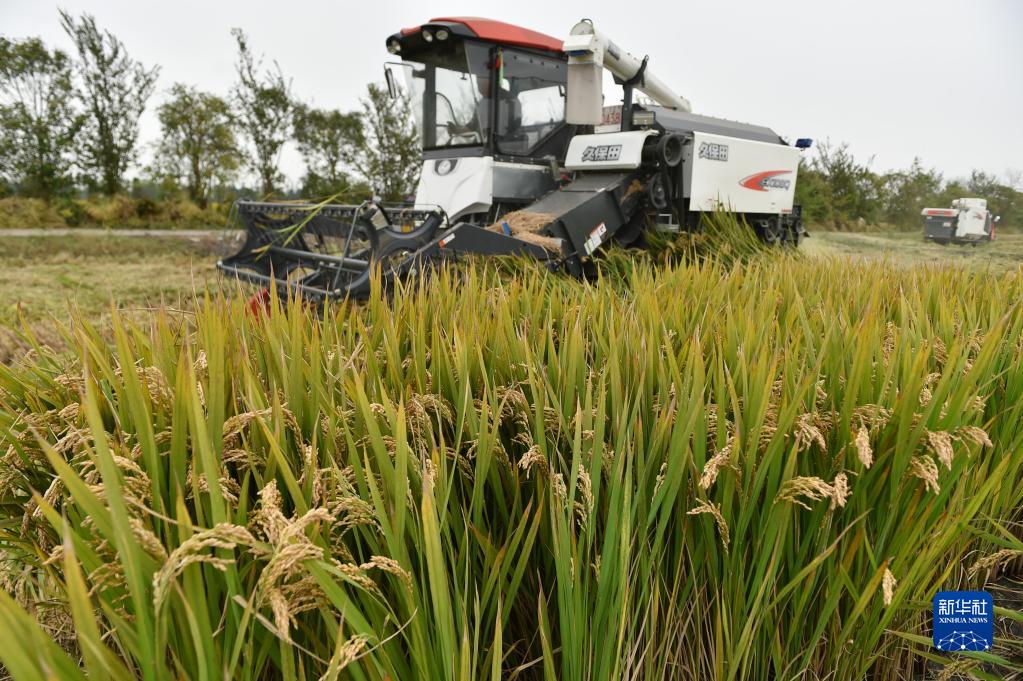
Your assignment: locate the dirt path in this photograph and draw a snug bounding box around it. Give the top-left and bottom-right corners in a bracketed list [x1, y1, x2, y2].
[0, 228, 241, 238]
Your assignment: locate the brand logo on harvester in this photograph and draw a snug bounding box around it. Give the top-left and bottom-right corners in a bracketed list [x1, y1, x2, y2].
[581, 144, 622, 162]
[698, 141, 729, 162]
[740, 170, 792, 192]
[933, 591, 993, 652]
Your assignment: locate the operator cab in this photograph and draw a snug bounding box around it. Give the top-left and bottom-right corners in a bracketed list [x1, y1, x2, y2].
[385, 18, 574, 221]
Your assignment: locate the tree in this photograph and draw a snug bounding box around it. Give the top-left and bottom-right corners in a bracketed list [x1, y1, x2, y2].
[965, 170, 1021, 229]
[880, 158, 943, 228]
[0, 37, 83, 199]
[792, 158, 831, 227]
[349, 83, 420, 202]
[231, 29, 291, 196]
[292, 103, 363, 198]
[1005, 168, 1022, 193]
[936, 179, 967, 209]
[59, 10, 159, 195]
[153, 84, 239, 207]
[964, 169, 1001, 198]
[793, 142, 1020, 231]
[800, 140, 885, 228]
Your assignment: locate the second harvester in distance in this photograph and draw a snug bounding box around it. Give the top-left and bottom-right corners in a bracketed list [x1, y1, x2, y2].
[922, 198, 999, 245]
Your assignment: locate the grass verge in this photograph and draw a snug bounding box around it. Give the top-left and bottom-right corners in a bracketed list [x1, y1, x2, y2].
[0, 234, 233, 364]
[0, 197, 230, 230]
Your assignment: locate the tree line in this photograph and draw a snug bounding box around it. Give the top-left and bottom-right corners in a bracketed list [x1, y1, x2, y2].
[795, 141, 1021, 230]
[0, 11, 420, 209]
[2, 11, 1019, 227]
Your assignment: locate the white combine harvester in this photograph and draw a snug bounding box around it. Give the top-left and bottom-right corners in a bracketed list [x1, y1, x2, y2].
[922, 198, 999, 245]
[220, 17, 813, 301]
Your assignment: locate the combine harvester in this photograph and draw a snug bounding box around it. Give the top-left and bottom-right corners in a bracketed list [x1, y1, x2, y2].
[219, 17, 812, 301]
[921, 198, 999, 245]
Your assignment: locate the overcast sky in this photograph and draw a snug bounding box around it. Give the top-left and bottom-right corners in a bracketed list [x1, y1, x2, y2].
[3, 0, 1021, 187]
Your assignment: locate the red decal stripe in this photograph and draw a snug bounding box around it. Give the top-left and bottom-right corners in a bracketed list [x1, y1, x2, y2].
[740, 170, 791, 192]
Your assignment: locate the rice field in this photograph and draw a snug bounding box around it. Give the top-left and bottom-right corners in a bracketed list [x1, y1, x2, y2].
[0, 229, 1022, 679]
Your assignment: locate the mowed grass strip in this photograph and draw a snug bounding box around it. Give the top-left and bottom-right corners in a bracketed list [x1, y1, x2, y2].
[0, 234, 234, 363]
[0, 246, 1021, 679]
[803, 230, 1023, 272]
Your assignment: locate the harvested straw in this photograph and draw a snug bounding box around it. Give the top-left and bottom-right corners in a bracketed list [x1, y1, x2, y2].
[623, 180, 645, 200]
[487, 211, 561, 251]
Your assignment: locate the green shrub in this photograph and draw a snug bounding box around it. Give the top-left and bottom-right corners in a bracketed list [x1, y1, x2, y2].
[0, 195, 229, 229]
[134, 197, 160, 219]
[0, 197, 66, 228]
[80, 195, 139, 224]
[55, 198, 86, 227]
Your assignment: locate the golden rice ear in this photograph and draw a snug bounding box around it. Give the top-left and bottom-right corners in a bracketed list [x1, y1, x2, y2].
[968, 549, 1023, 580]
[797, 412, 830, 452]
[653, 462, 668, 495]
[574, 464, 594, 524]
[829, 472, 850, 510]
[359, 555, 413, 592]
[152, 523, 259, 611]
[955, 425, 993, 448]
[926, 430, 956, 470]
[854, 427, 873, 468]
[517, 444, 550, 480]
[687, 500, 730, 551]
[882, 567, 897, 607]
[908, 455, 942, 494]
[323, 632, 371, 676]
[699, 448, 727, 491]
[775, 476, 838, 511]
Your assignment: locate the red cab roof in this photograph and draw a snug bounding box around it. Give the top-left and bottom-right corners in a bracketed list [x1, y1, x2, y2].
[424, 17, 563, 53]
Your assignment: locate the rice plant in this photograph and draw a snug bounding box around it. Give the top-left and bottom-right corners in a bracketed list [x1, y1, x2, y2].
[0, 254, 1021, 680]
